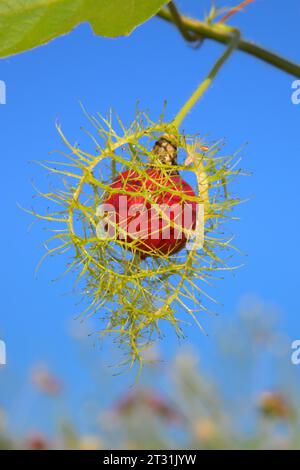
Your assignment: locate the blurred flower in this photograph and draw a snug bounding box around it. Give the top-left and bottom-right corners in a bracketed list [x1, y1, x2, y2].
[124, 441, 139, 450]
[78, 435, 103, 450]
[25, 432, 49, 450]
[141, 344, 161, 363]
[193, 418, 216, 442]
[31, 363, 62, 396]
[115, 389, 182, 425]
[258, 392, 291, 420]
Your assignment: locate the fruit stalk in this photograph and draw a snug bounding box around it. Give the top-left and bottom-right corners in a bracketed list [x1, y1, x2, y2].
[173, 29, 241, 128]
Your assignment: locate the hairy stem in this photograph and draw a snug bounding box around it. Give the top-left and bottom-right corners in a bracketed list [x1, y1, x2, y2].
[158, 8, 300, 78]
[173, 30, 241, 128]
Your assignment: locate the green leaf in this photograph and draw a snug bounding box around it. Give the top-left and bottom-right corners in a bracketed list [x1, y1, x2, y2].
[0, 0, 169, 58]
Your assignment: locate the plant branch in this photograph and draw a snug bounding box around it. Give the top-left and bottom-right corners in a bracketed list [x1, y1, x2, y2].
[167, 1, 199, 43]
[173, 31, 241, 128]
[157, 8, 300, 78]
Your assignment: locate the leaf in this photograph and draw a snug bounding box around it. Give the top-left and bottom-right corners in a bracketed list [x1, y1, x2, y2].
[0, 0, 169, 58]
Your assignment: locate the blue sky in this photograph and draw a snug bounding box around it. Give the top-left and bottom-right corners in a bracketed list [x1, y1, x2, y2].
[0, 0, 300, 435]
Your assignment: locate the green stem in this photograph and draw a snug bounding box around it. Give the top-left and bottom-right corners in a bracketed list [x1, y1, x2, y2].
[167, 1, 198, 43]
[173, 30, 240, 128]
[158, 8, 300, 78]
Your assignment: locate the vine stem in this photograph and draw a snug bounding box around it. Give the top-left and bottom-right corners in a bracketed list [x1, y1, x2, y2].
[158, 8, 300, 78]
[167, 1, 199, 43]
[173, 30, 241, 128]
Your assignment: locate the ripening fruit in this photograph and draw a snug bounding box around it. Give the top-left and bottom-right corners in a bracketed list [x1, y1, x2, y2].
[103, 137, 197, 259]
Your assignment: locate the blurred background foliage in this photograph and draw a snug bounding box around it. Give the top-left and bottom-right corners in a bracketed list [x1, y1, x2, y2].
[1, 297, 300, 450]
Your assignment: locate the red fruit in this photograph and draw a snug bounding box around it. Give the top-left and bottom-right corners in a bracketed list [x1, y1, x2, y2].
[103, 141, 197, 259]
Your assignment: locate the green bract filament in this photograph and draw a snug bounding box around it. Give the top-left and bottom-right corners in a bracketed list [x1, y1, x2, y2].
[32, 109, 243, 370]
